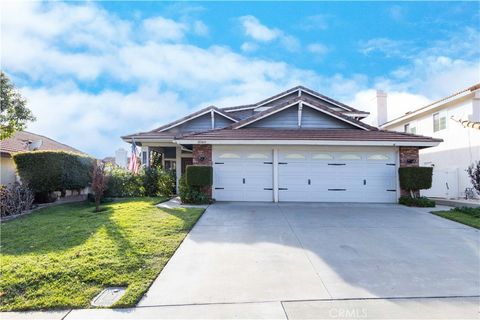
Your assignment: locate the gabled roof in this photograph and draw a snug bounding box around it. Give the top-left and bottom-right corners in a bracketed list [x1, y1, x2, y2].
[222, 86, 369, 115]
[150, 105, 239, 133]
[381, 83, 480, 128]
[0, 131, 85, 156]
[230, 95, 376, 131]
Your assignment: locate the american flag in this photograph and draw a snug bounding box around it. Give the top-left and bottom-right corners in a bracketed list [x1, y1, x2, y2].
[128, 139, 139, 174]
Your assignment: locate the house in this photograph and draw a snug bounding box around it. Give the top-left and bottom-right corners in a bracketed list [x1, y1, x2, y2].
[122, 86, 441, 203]
[0, 131, 85, 185]
[381, 84, 480, 199]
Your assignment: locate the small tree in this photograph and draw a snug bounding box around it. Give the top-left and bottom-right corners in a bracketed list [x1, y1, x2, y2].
[467, 161, 480, 195]
[399, 167, 433, 198]
[0, 72, 36, 140]
[91, 161, 108, 212]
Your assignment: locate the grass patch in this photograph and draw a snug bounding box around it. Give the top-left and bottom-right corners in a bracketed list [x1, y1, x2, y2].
[0, 197, 204, 311]
[432, 207, 480, 229]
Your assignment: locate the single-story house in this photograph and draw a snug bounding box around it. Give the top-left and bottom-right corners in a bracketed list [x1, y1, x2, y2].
[122, 86, 442, 203]
[0, 131, 85, 185]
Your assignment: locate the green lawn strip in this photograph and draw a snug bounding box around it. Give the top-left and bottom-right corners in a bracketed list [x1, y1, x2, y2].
[432, 207, 480, 229]
[0, 197, 204, 311]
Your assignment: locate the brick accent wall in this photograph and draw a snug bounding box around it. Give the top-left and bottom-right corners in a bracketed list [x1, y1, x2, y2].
[399, 147, 420, 197]
[192, 144, 212, 166]
[192, 144, 212, 198]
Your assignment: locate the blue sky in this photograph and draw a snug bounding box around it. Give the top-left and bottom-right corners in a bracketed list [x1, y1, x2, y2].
[2, 1, 479, 157]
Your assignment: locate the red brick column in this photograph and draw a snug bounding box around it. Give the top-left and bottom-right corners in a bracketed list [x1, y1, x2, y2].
[192, 144, 212, 198]
[399, 147, 419, 197]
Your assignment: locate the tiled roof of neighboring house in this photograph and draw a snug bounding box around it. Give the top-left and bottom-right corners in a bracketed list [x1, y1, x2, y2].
[0, 131, 85, 156]
[229, 95, 377, 131]
[179, 128, 443, 143]
[382, 83, 480, 127]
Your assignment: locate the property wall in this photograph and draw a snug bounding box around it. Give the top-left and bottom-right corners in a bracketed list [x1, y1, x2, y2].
[247, 105, 355, 129]
[0, 156, 17, 185]
[388, 97, 480, 198]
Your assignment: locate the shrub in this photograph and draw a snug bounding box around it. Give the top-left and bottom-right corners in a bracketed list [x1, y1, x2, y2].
[105, 167, 144, 198]
[143, 167, 160, 197]
[399, 167, 433, 197]
[186, 166, 213, 187]
[399, 196, 435, 207]
[13, 151, 93, 194]
[157, 170, 175, 197]
[0, 183, 34, 217]
[467, 161, 480, 194]
[179, 175, 209, 204]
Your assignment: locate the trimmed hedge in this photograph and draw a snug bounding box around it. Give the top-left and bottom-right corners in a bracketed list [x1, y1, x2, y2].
[186, 165, 213, 187]
[399, 196, 435, 207]
[399, 167, 433, 192]
[13, 151, 93, 193]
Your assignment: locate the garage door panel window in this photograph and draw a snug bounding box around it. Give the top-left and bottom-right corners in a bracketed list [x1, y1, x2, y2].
[367, 154, 390, 160]
[246, 153, 270, 159]
[311, 153, 334, 160]
[218, 153, 241, 159]
[339, 154, 362, 160]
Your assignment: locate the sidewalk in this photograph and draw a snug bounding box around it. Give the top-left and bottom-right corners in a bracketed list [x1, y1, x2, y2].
[2, 297, 478, 320]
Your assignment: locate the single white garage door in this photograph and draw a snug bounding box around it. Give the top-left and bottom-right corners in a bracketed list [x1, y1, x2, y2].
[278, 147, 397, 203]
[213, 146, 273, 201]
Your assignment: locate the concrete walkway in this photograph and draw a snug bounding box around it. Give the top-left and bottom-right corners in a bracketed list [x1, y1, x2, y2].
[3, 297, 479, 319]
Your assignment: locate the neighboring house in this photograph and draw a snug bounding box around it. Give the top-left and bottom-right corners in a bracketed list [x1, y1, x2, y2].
[381, 84, 480, 199]
[0, 131, 85, 185]
[122, 86, 441, 203]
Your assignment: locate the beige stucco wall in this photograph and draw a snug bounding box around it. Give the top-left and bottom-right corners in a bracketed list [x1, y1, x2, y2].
[0, 155, 17, 185]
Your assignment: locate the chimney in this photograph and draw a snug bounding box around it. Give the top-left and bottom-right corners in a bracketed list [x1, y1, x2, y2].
[376, 90, 388, 126]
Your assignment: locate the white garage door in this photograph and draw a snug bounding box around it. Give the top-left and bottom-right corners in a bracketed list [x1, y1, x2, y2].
[212, 146, 398, 203]
[278, 148, 397, 203]
[213, 147, 273, 201]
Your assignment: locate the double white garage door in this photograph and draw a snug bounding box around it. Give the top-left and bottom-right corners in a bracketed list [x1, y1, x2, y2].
[213, 146, 398, 203]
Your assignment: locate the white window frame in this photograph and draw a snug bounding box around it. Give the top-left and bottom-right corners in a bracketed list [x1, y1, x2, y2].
[433, 111, 447, 132]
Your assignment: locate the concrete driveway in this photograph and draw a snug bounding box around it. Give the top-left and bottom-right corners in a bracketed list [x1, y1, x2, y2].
[138, 202, 479, 316]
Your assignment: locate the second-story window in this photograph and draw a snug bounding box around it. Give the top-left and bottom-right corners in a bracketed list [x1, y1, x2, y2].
[404, 123, 417, 134]
[433, 112, 446, 132]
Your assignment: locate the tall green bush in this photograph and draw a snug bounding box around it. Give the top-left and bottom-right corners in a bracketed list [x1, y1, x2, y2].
[186, 165, 213, 187]
[13, 151, 93, 193]
[105, 167, 144, 197]
[399, 166, 433, 198]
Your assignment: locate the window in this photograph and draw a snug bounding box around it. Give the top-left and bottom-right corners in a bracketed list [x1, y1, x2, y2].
[339, 154, 361, 160]
[285, 153, 306, 159]
[142, 151, 147, 164]
[312, 153, 334, 160]
[368, 154, 389, 160]
[219, 153, 240, 159]
[247, 153, 269, 159]
[433, 112, 446, 132]
[404, 123, 417, 134]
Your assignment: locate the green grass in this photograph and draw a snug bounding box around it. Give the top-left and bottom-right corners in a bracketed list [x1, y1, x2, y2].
[432, 207, 480, 229]
[0, 197, 204, 311]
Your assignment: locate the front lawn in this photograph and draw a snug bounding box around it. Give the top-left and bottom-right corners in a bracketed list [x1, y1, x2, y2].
[0, 198, 204, 311]
[432, 207, 480, 229]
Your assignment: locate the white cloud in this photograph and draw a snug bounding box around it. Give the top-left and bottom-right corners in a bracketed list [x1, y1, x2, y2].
[240, 42, 258, 52]
[307, 43, 329, 56]
[358, 38, 411, 58]
[193, 20, 209, 36]
[239, 15, 300, 52]
[239, 15, 280, 42]
[299, 14, 330, 31]
[142, 17, 188, 41]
